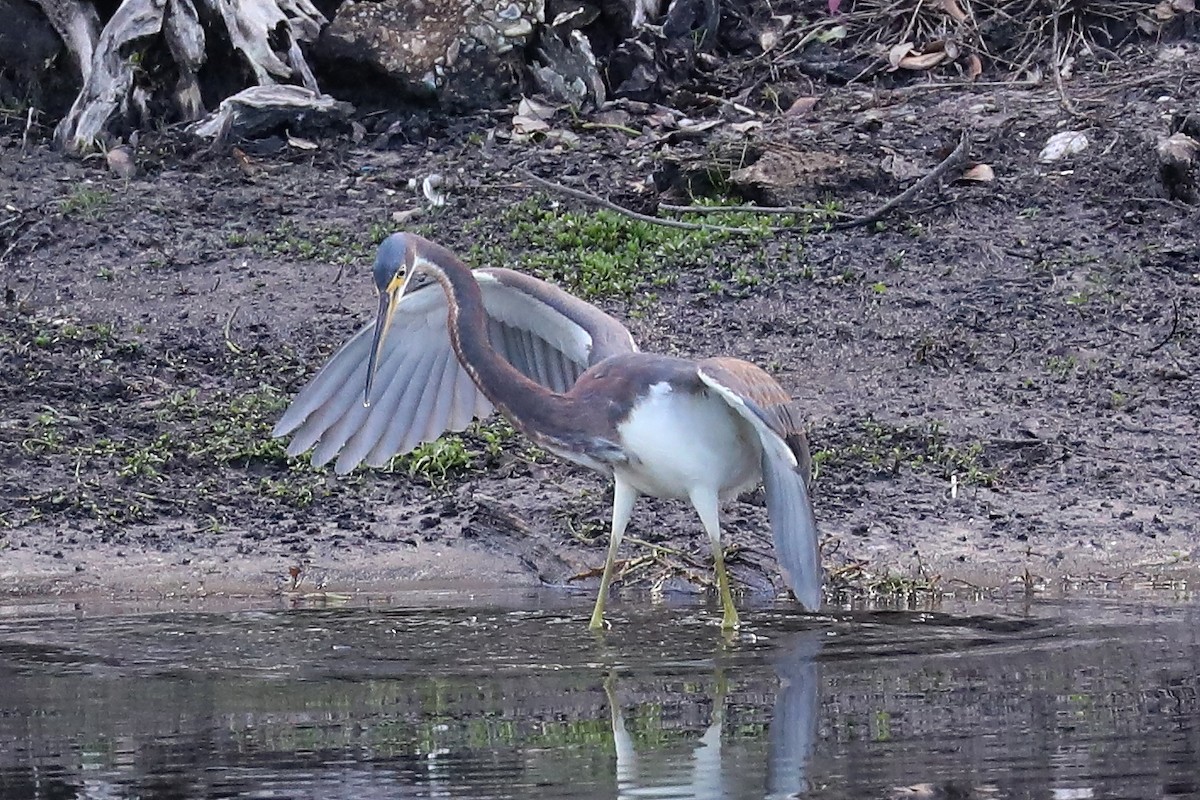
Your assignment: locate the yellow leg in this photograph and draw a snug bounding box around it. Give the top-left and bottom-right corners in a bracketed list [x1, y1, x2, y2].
[711, 540, 740, 630]
[690, 487, 740, 630]
[589, 478, 637, 630]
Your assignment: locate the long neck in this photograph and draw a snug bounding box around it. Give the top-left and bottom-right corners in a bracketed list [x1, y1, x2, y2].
[417, 245, 574, 443]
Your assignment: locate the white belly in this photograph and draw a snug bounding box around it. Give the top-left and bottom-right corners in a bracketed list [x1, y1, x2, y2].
[615, 382, 762, 500]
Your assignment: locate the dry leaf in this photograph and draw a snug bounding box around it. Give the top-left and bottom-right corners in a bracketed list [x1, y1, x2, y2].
[517, 96, 557, 121]
[1039, 130, 1089, 162]
[1175, 0, 1195, 11]
[391, 207, 424, 225]
[785, 96, 819, 117]
[422, 174, 446, 206]
[232, 147, 256, 178]
[105, 146, 136, 179]
[731, 120, 764, 134]
[888, 41, 915, 69]
[1138, 15, 1162, 33]
[935, 0, 969, 21]
[966, 53, 983, 80]
[898, 51, 948, 70]
[286, 133, 318, 151]
[961, 163, 995, 182]
[672, 119, 723, 140]
[1151, 0, 1177, 20]
[818, 24, 847, 42]
[512, 115, 551, 136]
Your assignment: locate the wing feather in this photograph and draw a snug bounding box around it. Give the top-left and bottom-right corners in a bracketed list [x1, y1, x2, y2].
[275, 266, 637, 472]
[420, 344, 459, 443]
[331, 341, 429, 472]
[364, 345, 441, 470]
[697, 358, 821, 611]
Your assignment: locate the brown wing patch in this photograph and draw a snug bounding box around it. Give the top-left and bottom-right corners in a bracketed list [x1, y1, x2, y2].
[699, 357, 812, 483]
[699, 357, 794, 426]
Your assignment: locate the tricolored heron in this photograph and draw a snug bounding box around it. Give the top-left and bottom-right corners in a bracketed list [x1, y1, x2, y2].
[273, 233, 821, 628]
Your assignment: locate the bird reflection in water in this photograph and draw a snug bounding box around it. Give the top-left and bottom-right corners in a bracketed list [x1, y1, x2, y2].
[604, 629, 823, 799]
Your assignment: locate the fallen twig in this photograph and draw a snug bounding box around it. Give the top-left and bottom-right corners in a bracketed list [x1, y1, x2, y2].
[833, 132, 970, 230]
[1050, 7, 1082, 117]
[579, 121, 642, 137]
[518, 169, 766, 235]
[1140, 299, 1180, 355]
[22, 107, 37, 150]
[659, 202, 851, 218]
[223, 306, 243, 354]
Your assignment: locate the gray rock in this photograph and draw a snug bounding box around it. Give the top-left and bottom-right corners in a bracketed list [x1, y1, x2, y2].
[317, 0, 544, 108]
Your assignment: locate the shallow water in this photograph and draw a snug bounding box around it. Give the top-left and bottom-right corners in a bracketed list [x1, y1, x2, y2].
[0, 592, 1197, 799]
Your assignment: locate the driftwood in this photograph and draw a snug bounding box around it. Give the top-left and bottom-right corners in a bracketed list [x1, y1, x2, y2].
[31, 0, 100, 82]
[188, 85, 353, 141]
[47, 0, 327, 153]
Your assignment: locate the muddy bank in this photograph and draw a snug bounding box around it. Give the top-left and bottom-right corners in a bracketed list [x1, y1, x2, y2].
[2, 47, 1199, 605]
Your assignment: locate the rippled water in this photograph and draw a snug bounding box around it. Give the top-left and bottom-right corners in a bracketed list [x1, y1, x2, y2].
[0, 592, 1197, 799]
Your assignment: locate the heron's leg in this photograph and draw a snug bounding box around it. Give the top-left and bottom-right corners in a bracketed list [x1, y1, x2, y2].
[689, 488, 739, 630]
[589, 476, 638, 630]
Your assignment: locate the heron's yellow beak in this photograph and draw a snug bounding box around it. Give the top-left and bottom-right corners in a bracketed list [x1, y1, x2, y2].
[364, 271, 406, 406]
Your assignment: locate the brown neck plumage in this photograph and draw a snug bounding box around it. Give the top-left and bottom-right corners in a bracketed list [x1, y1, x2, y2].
[413, 243, 587, 450]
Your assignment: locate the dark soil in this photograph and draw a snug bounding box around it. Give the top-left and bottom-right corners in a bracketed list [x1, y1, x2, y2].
[2, 45, 1198, 604]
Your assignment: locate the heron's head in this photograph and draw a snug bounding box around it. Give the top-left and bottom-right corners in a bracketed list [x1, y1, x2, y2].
[365, 233, 418, 405]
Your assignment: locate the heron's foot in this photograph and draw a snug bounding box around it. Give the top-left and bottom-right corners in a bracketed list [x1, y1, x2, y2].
[588, 603, 608, 630]
[713, 548, 741, 630]
[719, 598, 740, 630]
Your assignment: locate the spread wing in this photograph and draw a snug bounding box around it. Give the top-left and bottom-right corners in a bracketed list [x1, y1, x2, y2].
[697, 357, 821, 611]
[273, 267, 637, 475]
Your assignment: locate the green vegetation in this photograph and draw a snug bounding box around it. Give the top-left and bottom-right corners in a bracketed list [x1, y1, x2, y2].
[465, 195, 820, 300]
[1045, 354, 1079, 380]
[813, 417, 997, 487]
[393, 436, 473, 484]
[3, 308, 562, 529]
[3, 312, 327, 526]
[59, 186, 111, 219]
[227, 219, 395, 266]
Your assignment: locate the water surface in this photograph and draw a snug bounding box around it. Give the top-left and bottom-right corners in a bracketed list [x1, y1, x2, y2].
[1, 593, 1197, 799]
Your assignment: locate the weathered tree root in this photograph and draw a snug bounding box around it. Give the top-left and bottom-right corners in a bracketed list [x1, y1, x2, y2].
[46, 0, 327, 153]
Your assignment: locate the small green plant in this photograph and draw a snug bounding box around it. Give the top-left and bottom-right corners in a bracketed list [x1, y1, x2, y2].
[1046, 355, 1078, 380]
[259, 477, 315, 507]
[22, 409, 65, 454]
[183, 386, 290, 464]
[248, 220, 383, 266]
[476, 419, 517, 458]
[731, 266, 760, 288]
[60, 186, 111, 219]
[118, 434, 174, 479]
[814, 417, 997, 487]
[401, 436, 473, 484]
[367, 221, 392, 244]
